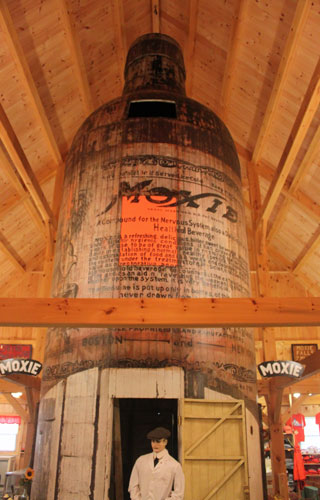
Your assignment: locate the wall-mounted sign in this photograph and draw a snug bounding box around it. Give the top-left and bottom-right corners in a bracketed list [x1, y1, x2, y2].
[0, 358, 42, 376]
[0, 344, 32, 360]
[292, 343, 318, 362]
[258, 360, 305, 378]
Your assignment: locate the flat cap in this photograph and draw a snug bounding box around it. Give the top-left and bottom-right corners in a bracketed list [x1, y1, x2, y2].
[147, 427, 171, 439]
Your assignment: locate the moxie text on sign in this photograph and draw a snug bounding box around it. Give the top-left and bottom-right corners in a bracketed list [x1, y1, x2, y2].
[258, 360, 304, 378]
[0, 358, 42, 376]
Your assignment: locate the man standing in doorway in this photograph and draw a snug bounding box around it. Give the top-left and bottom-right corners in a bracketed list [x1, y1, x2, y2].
[128, 427, 185, 499]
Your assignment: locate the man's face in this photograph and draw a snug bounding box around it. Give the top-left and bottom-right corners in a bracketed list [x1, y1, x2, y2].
[151, 438, 167, 453]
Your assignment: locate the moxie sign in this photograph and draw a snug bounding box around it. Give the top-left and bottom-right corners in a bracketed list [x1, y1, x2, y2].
[258, 360, 305, 378]
[0, 358, 42, 376]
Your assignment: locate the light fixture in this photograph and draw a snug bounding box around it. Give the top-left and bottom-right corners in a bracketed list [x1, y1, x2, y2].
[293, 392, 301, 398]
[11, 392, 22, 398]
[308, 393, 313, 396]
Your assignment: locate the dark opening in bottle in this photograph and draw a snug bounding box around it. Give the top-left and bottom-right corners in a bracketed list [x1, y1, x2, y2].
[128, 100, 177, 118]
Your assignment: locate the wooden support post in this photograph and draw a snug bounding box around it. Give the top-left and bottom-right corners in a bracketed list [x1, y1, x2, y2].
[113, 400, 124, 500]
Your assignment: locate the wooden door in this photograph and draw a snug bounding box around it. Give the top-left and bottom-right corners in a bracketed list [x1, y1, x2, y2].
[181, 399, 249, 500]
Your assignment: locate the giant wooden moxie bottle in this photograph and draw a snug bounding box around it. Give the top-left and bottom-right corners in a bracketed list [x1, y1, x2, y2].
[32, 34, 262, 500]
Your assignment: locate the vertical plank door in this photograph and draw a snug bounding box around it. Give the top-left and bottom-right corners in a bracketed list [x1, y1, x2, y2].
[181, 399, 249, 500]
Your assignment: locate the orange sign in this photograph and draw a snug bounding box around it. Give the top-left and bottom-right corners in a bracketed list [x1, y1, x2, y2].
[119, 196, 177, 266]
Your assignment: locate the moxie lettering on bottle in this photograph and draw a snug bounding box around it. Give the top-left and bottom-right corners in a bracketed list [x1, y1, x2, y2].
[97, 180, 238, 223]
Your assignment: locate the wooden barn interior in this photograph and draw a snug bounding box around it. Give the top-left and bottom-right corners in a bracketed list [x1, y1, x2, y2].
[0, 0, 319, 499]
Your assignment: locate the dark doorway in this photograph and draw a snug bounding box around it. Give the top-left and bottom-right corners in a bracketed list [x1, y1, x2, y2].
[110, 398, 178, 500]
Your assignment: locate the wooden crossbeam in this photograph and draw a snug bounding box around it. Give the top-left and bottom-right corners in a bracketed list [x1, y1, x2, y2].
[267, 124, 320, 243]
[0, 104, 56, 232]
[280, 395, 310, 425]
[0, 230, 26, 273]
[220, 0, 249, 119]
[251, 0, 311, 164]
[0, 142, 47, 236]
[0, 297, 319, 328]
[292, 225, 320, 273]
[237, 143, 320, 223]
[56, 0, 94, 116]
[2, 393, 30, 421]
[0, 0, 62, 165]
[185, 0, 199, 96]
[151, 0, 160, 33]
[111, 0, 126, 89]
[257, 57, 320, 227]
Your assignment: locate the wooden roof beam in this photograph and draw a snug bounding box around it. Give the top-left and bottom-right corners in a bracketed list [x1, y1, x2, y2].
[56, 0, 94, 116]
[0, 104, 57, 233]
[0, 230, 26, 273]
[251, 0, 311, 164]
[237, 143, 320, 223]
[0, 144, 47, 236]
[185, 0, 199, 96]
[220, 0, 249, 119]
[151, 0, 160, 33]
[0, 296, 319, 328]
[267, 124, 320, 243]
[257, 57, 320, 227]
[292, 225, 320, 274]
[111, 0, 126, 89]
[0, 0, 62, 165]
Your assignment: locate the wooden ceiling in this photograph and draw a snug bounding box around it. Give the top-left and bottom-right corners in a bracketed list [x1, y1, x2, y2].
[0, 0, 319, 298]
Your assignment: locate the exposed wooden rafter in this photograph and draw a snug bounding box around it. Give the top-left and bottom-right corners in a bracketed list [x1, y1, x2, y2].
[0, 144, 47, 236]
[0, 297, 319, 328]
[220, 0, 249, 119]
[0, 104, 57, 234]
[254, 158, 320, 223]
[111, 0, 126, 89]
[185, 0, 198, 96]
[251, 0, 311, 164]
[257, 57, 320, 227]
[0, 0, 62, 165]
[292, 225, 320, 273]
[267, 124, 320, 243]
[56, 0, 94, 116]
[2, 393, 30, 421]
[151, 0, 160, 33]
[0, 230, 26, 273]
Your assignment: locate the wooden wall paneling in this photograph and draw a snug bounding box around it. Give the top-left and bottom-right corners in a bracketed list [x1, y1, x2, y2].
[251, 0, 311, 164]
[0, 0, 62, 165]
